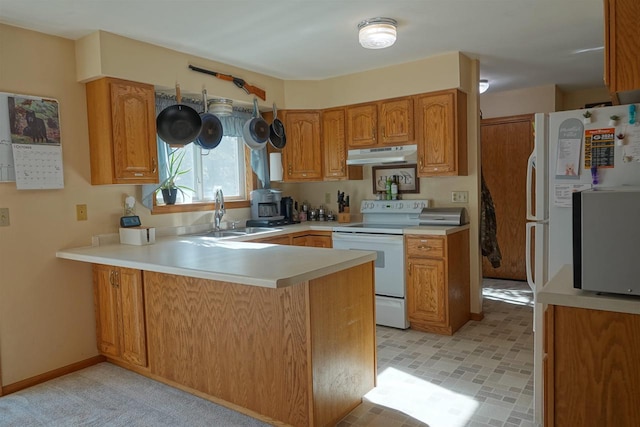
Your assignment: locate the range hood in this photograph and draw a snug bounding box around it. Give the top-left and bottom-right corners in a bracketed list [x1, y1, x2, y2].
[346, 144, 418, 165]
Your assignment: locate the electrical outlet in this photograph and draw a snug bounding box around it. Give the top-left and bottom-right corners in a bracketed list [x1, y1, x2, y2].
[76, 204, 88, 221]
[325, 192, 331, 204]
[451, 191, 468, 203]
[0, 208, 9, 226]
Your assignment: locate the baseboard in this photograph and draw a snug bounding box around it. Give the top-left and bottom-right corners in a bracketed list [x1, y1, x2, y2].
[2, 355, 106, 395]
[470, 312, 484, 321]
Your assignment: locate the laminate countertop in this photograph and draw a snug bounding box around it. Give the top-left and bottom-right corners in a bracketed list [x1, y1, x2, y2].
[56, 234, 376, 289]
[538, 264, 640, 315]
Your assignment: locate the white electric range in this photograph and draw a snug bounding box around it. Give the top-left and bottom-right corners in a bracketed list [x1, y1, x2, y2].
[332, 199, 429, 329]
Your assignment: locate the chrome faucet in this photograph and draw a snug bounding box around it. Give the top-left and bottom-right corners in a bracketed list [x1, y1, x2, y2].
[214, 188, 225, 230]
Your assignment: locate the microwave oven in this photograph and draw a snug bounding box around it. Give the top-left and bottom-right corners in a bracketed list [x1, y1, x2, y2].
[572, 188, 640, 296]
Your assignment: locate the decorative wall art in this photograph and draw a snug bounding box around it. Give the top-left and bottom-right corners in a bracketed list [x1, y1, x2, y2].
[372, 164, 419, 194]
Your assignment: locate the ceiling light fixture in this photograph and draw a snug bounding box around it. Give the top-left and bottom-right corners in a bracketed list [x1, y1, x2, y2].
[479, 79, 490, 94]
[358, 17, 397, 49]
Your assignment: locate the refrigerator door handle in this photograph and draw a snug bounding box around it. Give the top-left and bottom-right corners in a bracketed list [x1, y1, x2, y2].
[525, 222, 535, 291]
[526, 151, 536, 221]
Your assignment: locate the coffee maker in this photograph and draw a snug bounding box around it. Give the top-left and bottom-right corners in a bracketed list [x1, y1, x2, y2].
[249, 189, 283, 221]
[280, 197, 294, 222]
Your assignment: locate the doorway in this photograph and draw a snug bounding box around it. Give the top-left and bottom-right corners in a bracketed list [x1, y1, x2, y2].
[481, 114, 535, 280]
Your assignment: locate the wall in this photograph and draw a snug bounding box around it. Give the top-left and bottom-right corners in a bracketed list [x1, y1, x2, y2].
[481, 84, 611, 118]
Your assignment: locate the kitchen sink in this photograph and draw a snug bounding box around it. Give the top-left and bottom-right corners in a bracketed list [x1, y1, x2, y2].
[193, 227, 281, 239]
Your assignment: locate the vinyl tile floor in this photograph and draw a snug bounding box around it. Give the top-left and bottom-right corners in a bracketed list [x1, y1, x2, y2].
[338, 278, 535, 427]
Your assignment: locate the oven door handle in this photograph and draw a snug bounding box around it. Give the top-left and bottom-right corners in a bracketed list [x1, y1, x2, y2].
[332, 232, 404, 245]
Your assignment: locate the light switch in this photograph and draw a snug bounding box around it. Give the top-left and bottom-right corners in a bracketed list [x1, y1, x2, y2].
[0, 208, 9, 226]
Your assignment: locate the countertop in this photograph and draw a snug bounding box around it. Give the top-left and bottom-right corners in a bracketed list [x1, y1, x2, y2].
[57, 222, 467, 289]
[57, 234, 376, 289]
[538, 265, 640, 315]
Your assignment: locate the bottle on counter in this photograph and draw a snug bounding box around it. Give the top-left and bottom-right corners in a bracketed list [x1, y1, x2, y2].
[391, 175, 398, 200]
[386, 177, 392, 200]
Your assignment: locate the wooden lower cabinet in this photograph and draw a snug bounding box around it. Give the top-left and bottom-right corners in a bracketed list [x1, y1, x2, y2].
[143, 264, 375, 427]
[93, 264, 147, 367]
[292, 231, 332, 248]
[544, 305, 640, 426]
[251, 234, 291, 245]
[405, 230, 470, 335]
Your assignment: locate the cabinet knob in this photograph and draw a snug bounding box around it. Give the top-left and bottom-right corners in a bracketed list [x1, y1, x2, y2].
[417, 245, 434, 250]
[152, 158, 157, 173]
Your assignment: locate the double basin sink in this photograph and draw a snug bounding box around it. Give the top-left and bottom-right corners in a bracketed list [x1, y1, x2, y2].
[196, 227, 281, 239]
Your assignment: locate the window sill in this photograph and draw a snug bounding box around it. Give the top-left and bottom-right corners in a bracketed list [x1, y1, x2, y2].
[151, 200, 250, 215]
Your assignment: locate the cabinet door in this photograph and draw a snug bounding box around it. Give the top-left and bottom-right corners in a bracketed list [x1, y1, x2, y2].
[283, 111, 323, 181]
[605, 0, 640, 94]
[110, 81, 158, 182]
[118, 267, 147, 367]
[323, 109, 348, 179]
[415, 90, 467, 177]
[93, 264, 121, 358]
[407, 258, 446, 324]
[86, 77, 158, 185]
[306, 235, 332, 248]
[379, 98, 414, 145]
[346, 104, 377, 147]
[291, 235, 308, 247]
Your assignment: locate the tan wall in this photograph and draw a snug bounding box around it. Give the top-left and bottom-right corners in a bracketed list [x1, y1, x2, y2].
[480, 84, 559, 118]
[561, 86, 611, 111]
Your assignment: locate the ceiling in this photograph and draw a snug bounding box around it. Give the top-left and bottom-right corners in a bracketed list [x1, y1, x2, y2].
[0, 0, 606, 93]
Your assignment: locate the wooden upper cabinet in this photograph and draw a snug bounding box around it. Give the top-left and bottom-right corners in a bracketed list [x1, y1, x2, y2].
[322, 108, 363, 181]
[604, 0, 640, 98]
[346, 98, 414, 148]
[282, 110, 323, 181]
[86, 77, 158, 184]
[414, 89, 467, 177]
[379, 97, 414, 145]
[346, 103, 377, 147]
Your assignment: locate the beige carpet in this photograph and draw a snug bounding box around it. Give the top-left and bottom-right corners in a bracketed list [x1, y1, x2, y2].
[0, 362, 270, 426]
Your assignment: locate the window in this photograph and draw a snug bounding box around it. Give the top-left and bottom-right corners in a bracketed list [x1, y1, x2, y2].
[155, 136, 246, 206]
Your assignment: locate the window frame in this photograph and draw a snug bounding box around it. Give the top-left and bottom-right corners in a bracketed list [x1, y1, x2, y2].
[151, 145, 256, 214]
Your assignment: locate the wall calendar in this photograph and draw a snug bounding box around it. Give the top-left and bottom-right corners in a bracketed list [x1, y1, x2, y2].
[0, 92, 64, 189]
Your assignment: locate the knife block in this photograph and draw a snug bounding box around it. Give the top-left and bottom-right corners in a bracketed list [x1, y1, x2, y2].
[338, 207, 351, 223]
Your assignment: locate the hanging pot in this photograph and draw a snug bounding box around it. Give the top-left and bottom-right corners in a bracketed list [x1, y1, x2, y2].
[269, 102, 286, 149]
[195, 89, 223, 150]
[243, 98, 269, 150]
[156, 84, 202, 146]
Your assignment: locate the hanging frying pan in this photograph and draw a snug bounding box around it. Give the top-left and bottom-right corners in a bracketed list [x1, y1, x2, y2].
[243, 98, 269, 150]
[269, 102, 286, 149]
[195, 89, 223, 150]
[156, 84, 202, 146]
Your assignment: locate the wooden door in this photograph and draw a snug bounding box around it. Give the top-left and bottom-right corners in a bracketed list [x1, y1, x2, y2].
[346, 103, 377, 147]
[481, 114, 534, 280]
[118, 267, 147, 367]
[407, 258, 446, 324]
[283, 111, 322, 181]
[323, 108, 348, 179]
[93, 264, 121, 358]
[379, 97, 414, 145]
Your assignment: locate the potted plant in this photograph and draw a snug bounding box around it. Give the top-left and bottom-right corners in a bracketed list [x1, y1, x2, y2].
[582, 110, 592, 124]
[156, 149, 193, 205]
[609, 115, 620, 126]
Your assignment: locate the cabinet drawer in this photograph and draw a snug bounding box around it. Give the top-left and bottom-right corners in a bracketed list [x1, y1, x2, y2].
[406, 236, 444, 258]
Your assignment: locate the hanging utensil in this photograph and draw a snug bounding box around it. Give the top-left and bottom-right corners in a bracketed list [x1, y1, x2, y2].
[195, 89, 223, 150]
[269, 102, 286, 149]
[156, 84, 202, 146]
[242, 98, 269, 150]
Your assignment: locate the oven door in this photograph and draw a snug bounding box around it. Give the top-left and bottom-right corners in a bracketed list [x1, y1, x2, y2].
[332, 232, 405, 297]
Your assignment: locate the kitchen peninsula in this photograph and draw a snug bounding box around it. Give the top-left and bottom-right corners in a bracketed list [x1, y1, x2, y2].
[56, 235, 377, 427]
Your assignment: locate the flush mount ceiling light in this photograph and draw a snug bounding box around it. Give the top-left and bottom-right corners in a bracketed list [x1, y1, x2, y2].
[358, 17, 397, 49]
[479, 79, 490, 94]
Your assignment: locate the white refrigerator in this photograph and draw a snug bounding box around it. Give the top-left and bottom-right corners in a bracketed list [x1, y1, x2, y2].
[526, 103, 640, 425]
